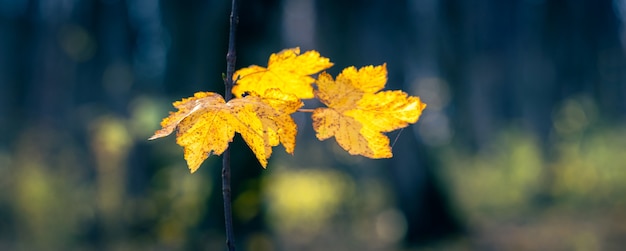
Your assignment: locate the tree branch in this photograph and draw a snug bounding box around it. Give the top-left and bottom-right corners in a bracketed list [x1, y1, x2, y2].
[222, 0, 238, 250]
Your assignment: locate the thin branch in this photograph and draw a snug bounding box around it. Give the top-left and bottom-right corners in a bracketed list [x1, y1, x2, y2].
[224, 0, 238, 102]
[222, 0, 238, 250]
[221, 151, 235, 251]
[297, 108, 315, 113]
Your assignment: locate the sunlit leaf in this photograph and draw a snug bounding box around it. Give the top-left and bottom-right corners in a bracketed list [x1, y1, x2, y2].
[233, 47, 333, 99]
[149, 89, 303, 172]
[312, 64, 427, 158]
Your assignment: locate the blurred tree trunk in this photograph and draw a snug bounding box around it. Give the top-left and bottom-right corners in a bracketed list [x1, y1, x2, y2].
[316, 0, 463, 246]
[438, 0, 626, 208]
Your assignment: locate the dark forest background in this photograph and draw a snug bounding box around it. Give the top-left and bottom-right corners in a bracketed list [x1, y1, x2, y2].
[1, 0, 626, 250]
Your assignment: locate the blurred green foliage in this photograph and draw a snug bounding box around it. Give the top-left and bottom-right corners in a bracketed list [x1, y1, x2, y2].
[2, 91, 626, 251]
[435, 97, 626, 250]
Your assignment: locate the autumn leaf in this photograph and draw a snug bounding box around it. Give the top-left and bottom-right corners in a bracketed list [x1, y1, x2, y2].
[232, 47, 333, 99]
[312, 64, 426, 158]
[149, 89, 303, 172]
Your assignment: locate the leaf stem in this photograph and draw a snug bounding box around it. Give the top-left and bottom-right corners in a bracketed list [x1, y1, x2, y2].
[222, 0, 238, 250]
[297, 108, 315, 113]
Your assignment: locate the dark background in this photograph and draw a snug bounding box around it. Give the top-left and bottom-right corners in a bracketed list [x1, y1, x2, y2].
[1, 0, 626, 250]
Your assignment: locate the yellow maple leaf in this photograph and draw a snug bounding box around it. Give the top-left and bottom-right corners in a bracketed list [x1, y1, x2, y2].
[149, 89, 303, 172]
[232, 47, 333, 99]
[312, 64, 427, 158]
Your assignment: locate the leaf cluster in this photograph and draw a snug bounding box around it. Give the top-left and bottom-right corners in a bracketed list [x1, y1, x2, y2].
[150, 48, 426, 172]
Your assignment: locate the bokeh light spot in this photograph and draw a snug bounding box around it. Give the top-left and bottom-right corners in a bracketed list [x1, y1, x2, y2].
[263, 167, 354, 238]
[58, 24, 96, 62]
[375, 208, 407, 243]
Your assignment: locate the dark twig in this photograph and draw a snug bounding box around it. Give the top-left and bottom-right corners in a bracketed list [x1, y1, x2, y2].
[222, 0, 238, 250]
[224, 0, 238, 102]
